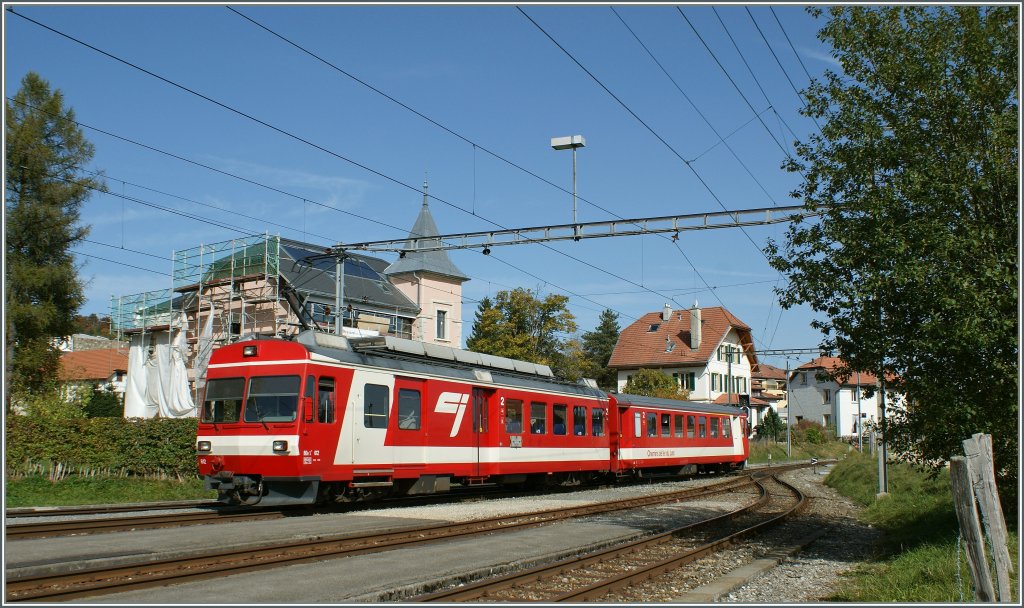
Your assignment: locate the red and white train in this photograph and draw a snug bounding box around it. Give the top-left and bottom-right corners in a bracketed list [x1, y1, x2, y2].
[197, 331, 749, 506]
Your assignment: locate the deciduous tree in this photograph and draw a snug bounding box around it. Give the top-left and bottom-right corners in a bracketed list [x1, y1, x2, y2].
[766, 7, 1017, 484]
[465, 288, 577, 370]
[623, 368, 689, 401]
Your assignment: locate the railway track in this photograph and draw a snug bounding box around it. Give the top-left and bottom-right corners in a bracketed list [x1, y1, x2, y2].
[414, 472, 806, 602]
[5, 508, 289, 540]
[4, 466, 787, 541]
[5, 473, 757, 602]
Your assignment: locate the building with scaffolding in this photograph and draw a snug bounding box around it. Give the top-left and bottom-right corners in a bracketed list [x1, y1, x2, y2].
[111, 193, 467, 417]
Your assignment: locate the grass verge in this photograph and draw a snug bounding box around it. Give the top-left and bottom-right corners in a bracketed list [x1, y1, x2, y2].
[824, 451, 1018, 602]
[6, 475, 216, 508]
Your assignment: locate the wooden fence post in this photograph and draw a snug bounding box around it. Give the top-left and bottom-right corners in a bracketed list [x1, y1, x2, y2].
[962, 433, 1013, 602]
[950, 457, 996, 602]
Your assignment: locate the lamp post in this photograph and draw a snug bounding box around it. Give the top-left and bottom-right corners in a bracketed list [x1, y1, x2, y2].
[551, 135, 586, 230]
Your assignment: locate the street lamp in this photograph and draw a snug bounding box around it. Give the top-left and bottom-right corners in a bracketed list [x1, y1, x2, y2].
[550, 135, 585, 229]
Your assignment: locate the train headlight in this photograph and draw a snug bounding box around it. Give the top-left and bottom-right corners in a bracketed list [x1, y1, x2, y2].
[197, 440, 212, 452]
[272, 440, 289, 453]
[242, 345, 258, 357]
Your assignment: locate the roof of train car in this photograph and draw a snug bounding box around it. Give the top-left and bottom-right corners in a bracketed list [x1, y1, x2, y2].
[289, 331, 606, 400]
[610, 392, 747, 416]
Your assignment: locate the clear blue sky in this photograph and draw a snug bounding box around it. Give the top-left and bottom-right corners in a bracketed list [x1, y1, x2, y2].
[5, 3, 839, 365]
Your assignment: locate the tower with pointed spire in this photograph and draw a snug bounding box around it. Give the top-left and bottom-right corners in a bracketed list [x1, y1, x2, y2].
[384, 179, 469, 345]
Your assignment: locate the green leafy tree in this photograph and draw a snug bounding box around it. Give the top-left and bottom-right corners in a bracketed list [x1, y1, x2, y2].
[581, 309, 621, 391]
[757, 407, 785, 442]
[6, 72, 104, 403]
[84, 387, 123, 418]
[73, 313, 117, 339]
[766, 7, 1017, 484]
[623, 368, 689, 401]
[466, 288, 577, 369]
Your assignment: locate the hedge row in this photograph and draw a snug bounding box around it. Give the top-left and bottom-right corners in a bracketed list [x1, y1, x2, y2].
[6, 417, 199, 478]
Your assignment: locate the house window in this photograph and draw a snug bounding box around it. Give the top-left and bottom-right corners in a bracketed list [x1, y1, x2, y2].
[823, 389, 831, 404]
[648, 323, 660, 332]
[800, 372, 807, 385]
[683, 372, 696, 391]
[436, 309, 447, 340]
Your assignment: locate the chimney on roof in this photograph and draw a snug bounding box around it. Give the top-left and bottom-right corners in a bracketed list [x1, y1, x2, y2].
[662, 303, 672, 322]
[690, 303, 701, 350]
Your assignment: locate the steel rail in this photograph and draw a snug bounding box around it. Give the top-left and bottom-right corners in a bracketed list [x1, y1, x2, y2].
[5, 509, 287, 540]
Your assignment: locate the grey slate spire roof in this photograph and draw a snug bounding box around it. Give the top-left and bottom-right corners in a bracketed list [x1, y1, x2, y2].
[384, 181, 469, 282]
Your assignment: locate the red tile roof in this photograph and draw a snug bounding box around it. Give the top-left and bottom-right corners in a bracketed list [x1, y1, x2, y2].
[795, 356, 882, 386]
[59, 349, 129, 382]
[751, 362, 787, 381]
[608, 306, 756, 369]
[712, 394, 770, 406]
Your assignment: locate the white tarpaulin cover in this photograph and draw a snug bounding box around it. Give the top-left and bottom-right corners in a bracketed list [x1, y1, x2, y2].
[123, 313, 197, 418]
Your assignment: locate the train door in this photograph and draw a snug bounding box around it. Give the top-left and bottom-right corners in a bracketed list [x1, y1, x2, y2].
[351, 374, 394, 468]
[471, 388, 491, 477]
[300, 372, 342, 476]
[393, 377, 427, 466]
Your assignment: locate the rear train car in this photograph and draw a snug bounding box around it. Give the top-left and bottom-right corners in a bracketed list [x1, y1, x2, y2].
[610, 393, 748, 477]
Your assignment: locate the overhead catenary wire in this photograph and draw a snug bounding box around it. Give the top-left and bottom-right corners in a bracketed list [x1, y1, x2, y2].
[610, 7, 783, 205]
[8, 9, 691, 320]
[8, 95, 638, 324]
[746, 7, 824, 135]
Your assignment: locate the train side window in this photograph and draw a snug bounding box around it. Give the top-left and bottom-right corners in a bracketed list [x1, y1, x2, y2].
[723, 417, 731, 438]
[646, 412, 657, 437]
[634, 412, 642, 438]
[592, 408, 605, 437]
[674, 415, 683, 438]
[505, 399, 523, 433]
[661, 414, 671, 437]
[686, 415, 696, 439]
[304, 375, 316, 423]
[698, 415, 707, 438]
[573, 405, 587, 436]
[317, 377, 335, 423]
[364, 384, 389, 429]
[530, 402, 547, 434]
[553, 404, 567, 435]
[711, 417, 719, 438]
[397, 388, 421, 430]
[201, 377, 244, 423]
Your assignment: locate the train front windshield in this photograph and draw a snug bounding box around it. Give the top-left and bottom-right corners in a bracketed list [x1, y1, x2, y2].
[244, 376, 301, 423]
[201, 375, 301, 424]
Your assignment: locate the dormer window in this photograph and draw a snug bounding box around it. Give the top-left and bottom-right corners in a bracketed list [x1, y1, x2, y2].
[648, 323, 660, 332]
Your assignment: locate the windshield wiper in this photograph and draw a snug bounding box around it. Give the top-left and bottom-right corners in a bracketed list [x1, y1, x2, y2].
[250, 399, 270, 431]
